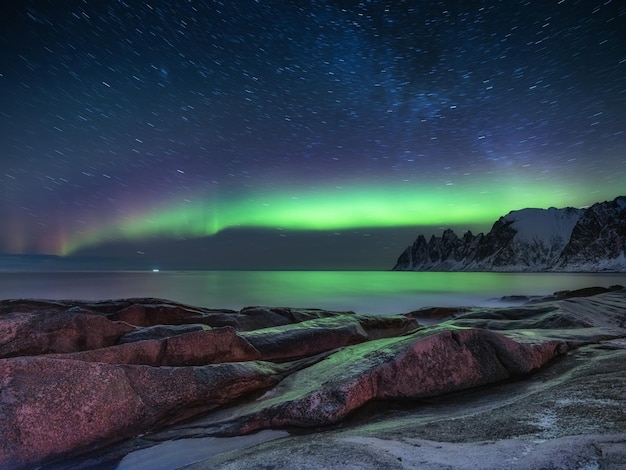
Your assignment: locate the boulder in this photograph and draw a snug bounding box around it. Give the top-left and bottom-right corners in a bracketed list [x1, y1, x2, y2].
[241, 314, 418, 361]
[107, 302, 214, 327]
[355, 313, 419, 340]
[118, 323, 208, 343]
[241, 316, 369, 361]
[405, 306, 468, 323]
[213, 306, 356, 331]
[48, 326, 261, 366]
[108, 303, 355, 331]
[0, 309, 134, 358]
[0, 357, 290, 469]
[181, 327, 568, 437]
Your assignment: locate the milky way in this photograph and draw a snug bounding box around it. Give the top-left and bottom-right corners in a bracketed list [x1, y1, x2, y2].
[1, 1, 624, 269]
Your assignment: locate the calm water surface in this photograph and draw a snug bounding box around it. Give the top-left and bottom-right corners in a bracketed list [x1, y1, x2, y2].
[1, 271, 624, 314]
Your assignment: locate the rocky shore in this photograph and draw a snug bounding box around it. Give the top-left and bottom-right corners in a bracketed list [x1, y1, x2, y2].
[1, 286, 625, 469]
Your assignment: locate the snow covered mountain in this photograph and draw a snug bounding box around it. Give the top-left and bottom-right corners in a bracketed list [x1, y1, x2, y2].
[393, 196, 626, 272]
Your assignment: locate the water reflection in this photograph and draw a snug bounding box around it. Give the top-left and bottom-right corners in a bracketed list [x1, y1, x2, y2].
[0, 271, 624, 315]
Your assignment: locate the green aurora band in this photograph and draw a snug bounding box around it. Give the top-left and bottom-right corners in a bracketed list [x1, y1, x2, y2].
[59, 182, 614, 256]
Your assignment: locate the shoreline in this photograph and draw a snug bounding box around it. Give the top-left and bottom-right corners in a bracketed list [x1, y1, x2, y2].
[1, 271, 625, 318]
[1, 286, 625, 469]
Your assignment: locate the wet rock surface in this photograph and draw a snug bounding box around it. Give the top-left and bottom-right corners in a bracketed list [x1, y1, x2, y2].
[0, 287, 625, 469]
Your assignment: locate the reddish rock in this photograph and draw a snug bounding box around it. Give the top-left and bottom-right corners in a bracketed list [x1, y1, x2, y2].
[0, 357, 288, 469]
[356, 313, 419, 339]
[49, 326, 261, 366]
[117, 323, 207, 343]
[196, 306, 357, 332]
[161, 327, 261, 365]
[241, 315, 418, 361]
[405, 306, 469, 323]
[0, 357, 144, 469]
[207, 328, 569, 435]
[0, 309, 134, 358]
[108, 303, 207, 327]
[106, 303, 353, 331]
[49, 336, 163, 365]
[242, 316, 369, 361]
[1, 292, 623, 469]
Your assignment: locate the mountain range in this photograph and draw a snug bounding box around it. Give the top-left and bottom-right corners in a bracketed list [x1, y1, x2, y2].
[393, 195, 626, 272]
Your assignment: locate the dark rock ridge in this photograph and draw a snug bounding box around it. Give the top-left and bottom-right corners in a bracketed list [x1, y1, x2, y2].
[394, 195, 626, 271]
[0, 290, 625, 469]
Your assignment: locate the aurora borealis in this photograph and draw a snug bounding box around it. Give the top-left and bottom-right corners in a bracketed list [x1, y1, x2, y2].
[1, 1, 625, 269]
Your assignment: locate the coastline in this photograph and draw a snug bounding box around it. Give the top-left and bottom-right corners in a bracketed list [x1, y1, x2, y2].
[1, 286, 625, 469]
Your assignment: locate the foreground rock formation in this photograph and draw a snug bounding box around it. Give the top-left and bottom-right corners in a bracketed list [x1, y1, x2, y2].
[0, 287, 625, 469]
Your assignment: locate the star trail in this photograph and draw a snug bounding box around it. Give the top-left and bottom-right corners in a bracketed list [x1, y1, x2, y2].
[1, 1, 624, 269]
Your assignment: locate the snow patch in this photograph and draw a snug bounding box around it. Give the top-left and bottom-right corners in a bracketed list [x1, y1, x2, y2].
[503, 207, 583, 244]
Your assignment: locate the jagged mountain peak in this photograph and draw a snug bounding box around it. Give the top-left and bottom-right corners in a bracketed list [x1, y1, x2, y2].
[393, 196, 626, 272]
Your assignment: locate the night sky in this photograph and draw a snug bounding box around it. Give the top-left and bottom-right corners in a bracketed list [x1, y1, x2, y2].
[1, 1, 624, 270]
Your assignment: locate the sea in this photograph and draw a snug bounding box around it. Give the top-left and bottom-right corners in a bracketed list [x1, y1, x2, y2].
[1, 270, 625, 314]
